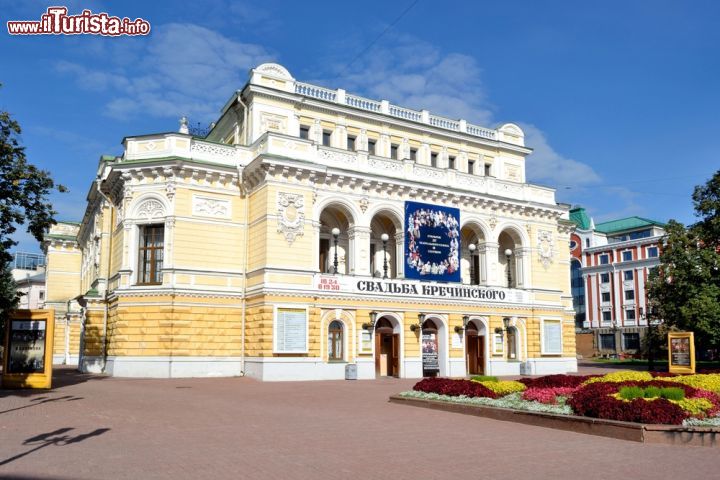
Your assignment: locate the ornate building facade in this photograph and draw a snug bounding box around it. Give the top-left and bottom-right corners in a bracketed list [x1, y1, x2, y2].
[44, 63, 577, 380]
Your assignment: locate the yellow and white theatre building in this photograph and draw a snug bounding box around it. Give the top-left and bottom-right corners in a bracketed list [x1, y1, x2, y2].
[43, 63, 577, 380]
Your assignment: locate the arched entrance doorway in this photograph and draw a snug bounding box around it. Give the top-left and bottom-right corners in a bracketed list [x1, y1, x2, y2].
[465, 320, 486, 375]
[375, 318, 399, 377]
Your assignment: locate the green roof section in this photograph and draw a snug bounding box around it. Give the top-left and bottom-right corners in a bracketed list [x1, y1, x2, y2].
[569, 207, 592, 230]
[595, 216, 666, 234]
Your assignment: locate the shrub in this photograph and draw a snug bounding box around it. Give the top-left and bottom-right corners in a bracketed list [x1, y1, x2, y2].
[478, 380, 526, 396]
[413, 378, 498, 399]
[643, 386, 662, 398]
[522, 387, 576, 404]
[618, 386, 645, 401]
[518, 374, 599, 389]
[660, 387, 686, 401]
[470, 375, 498, 383]
[583, 371, 654, 385]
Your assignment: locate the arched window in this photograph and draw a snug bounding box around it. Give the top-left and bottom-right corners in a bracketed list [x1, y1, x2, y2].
[328, 320, 344, 361]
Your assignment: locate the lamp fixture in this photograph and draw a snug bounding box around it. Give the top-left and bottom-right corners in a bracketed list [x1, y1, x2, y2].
[504, 248, 513, 287]
[495, 317, 512, 336]
[410, 312, 426, 332]
[455, 314, 470, 334]
[381, 233, 389, 279]
[362, 311, 378, 330]
[332, 227, 340, 274]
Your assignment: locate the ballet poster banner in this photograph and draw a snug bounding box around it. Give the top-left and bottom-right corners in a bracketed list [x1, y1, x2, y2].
[404, 201, 461, 283]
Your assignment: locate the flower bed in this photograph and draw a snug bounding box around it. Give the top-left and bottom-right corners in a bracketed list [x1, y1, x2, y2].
[403, 371, 720, 426]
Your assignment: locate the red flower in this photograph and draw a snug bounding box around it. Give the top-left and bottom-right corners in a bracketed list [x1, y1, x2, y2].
[413, 378, 498, 399]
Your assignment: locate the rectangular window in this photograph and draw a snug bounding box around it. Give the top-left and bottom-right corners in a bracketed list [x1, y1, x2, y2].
[601, 292, 611, 303]
[430, 152, 438, 167]
[625, 290, 635, 301]
[622, 250, 633, 262]
[274, 307, 308, 353]
[626, 308, 636, 321]
[484, 163, 492, 176]
[347, 136, 356, 151]
[368, 139, 376, 155]
[624, 270, 634, 281]
[299, 126, 310, 140]
[448, 156, 456, 170]
[647, 246, 659, 258]
[602, 311, 612, 322]
[410, 148, 418, 161]
[542, 319, 563, 354]
[39, 291, 45, 300]
[600, 272, 610, 283]
[599, 333, 616, 350]
[599, 254, 610, 265]
[623, 333, 640, 350]
[137, 224, 164, 285]
[468, 160, 476, 175]
[390, 144, 399, 159]
[322, 130, 332, 147]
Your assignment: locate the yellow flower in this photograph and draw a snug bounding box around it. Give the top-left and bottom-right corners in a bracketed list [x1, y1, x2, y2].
[661, 374, 720, 393]
[583, 371, 653, 385]
[474, 380, 526, 396]
[672, 398, 714, 415]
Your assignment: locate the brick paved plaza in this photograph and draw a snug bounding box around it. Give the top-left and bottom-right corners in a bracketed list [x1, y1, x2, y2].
[1, 366, 719, 480]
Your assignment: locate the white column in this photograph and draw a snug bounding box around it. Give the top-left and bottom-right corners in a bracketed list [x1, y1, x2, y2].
[485, 241, 499, 286]
[349, 226, 371, 276]
[394, 232, 405, 278]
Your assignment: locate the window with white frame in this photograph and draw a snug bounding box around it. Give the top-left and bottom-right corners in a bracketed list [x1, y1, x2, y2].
[622, 250, 633, 262]
[274, 307, 308, 353]
[626, 309, 636, 322]
[541, 319, 563, 354]
[601, 292, 611, 303]
[328, 320, 344, 361]
[625, 289, 635, 301]
[599, 254, 610, 265]
[624, 270, 634, 281]
[137, 224, 164, 285]
[600, 272, 610, 283]
[647, 246, 659, 258]
[602, 310, 612, 322]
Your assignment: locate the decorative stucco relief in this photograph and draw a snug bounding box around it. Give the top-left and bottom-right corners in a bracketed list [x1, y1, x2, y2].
[277, 192, 305, 245]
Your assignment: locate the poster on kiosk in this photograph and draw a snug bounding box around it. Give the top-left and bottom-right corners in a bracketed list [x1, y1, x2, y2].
[404, 201, 461, 283]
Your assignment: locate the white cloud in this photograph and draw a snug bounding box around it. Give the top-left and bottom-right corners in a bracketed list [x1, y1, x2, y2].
[520, 123, 601, 188]
[319, 33, 602, 192]
[56, 23, 275, 122]
[326, 34, 494, 126]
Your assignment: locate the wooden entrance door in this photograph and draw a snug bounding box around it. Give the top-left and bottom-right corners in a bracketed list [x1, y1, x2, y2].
[375, 318, 398, 378]
[466, 334, 485, 375]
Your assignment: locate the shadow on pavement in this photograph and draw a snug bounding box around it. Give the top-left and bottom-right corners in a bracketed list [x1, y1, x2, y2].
[0, 367, 107, 400]
[0, 427, 110, 467]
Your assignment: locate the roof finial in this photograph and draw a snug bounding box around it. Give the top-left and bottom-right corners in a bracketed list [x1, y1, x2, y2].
[179, 116, 189, 134]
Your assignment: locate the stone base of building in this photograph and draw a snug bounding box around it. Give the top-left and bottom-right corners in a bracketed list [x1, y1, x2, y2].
[53, 354, 79, 366]
[519, 357, 578, 375]
[80, 355, 244, 378]
[76, 355, 578, 380]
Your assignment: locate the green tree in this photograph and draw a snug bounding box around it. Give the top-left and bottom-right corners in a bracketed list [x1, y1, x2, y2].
[648, 170, 720, 350]
[0, 86, 66, 334]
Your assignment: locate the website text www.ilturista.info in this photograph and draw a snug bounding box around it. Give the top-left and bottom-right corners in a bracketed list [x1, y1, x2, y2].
[7, 6, 150, 36]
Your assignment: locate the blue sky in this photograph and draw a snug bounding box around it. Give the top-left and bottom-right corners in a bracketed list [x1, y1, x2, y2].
[2, 0, 718, 253]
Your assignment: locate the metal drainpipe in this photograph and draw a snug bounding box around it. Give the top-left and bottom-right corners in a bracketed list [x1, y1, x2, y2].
[237, 92, 250, 376]
[95, 179, 114, 372]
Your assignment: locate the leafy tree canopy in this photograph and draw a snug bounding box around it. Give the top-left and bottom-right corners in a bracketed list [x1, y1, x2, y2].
[648, 170, 720, 348]
[0, 84, 66, 323]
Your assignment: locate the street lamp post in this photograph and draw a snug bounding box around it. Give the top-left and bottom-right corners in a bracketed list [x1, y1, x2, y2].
[504, 248, 513, 287]
[381, 233, 389, 279]
[468, 243, 476, 284]
[611, 319, 619, 358]
[331, 227, 340, 274]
